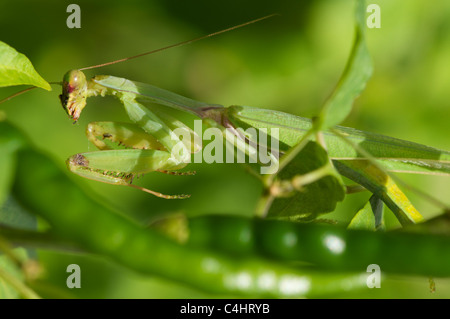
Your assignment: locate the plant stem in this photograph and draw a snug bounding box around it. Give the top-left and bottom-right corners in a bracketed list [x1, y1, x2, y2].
[0, 266, 41, 299]
[0, 226, 83, 253]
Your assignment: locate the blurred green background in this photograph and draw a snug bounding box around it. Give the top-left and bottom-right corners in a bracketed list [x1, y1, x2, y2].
[1, 0, 449, 298]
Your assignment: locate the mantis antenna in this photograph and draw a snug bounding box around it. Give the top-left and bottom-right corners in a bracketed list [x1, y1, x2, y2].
[0, 86, 38, 104]
[0, 81, 62, 104]
[79, 14, 279, 71]
[0, 14, 278, 104]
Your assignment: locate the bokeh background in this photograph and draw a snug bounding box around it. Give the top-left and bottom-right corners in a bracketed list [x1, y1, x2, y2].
[1, 0, 449, 298]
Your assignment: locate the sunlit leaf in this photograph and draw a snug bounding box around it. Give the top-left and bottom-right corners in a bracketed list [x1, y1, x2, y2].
[318, 0, 372, 130]
[0, 248, 28, 299]
[348, 195, 385, 231]
[335, 160, 423, 226]
[267, 141, 346, 220]
[0, 41, 51, 91]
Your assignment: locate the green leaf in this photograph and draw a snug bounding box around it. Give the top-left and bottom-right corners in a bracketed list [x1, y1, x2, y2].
[0, 120, 28, 208]
[0, 196, 37, 232]
[348, 195, 385, 231]
[0, 121, 37, 299]
[267, 141, 346, 220]
[0, 248, 36, 299]
[0, 248, 25, 299]
[0, 41, 51, 91]
[318, 0, 372, 130]
[0, 153, 16, 208]
[334, 160, 423, 226]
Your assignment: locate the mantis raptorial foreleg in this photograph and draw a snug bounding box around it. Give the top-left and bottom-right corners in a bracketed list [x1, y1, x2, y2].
[86, 122, 166, 151]
[63, 70, 200, 199]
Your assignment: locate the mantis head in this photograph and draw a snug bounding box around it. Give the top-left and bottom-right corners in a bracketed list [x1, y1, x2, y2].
[59, 70, 88, 122]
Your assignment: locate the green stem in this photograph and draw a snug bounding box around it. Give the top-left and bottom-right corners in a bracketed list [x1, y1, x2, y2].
[0, 266, 41, 299]
[331, 128, 449, 211]
[0, 234, 23, 268]
[346, 184, 367, 194]
[254, 192, 274, 218]
[0, 226, 82, 253]
[291, 163, 334, 190]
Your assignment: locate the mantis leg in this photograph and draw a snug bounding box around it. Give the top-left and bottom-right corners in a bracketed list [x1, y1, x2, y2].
[86, 121, 196, 176]
[67, 121, 190, 199]
[86, 121, 166, 151]
[118, 96, 192, 166]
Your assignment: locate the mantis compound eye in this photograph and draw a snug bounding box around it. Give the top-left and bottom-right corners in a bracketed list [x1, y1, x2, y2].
[60, 69, 88, 122]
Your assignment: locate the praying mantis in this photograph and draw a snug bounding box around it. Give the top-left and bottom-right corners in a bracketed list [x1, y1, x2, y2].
[57, 65, 450, 223]
[2, 8, 450, 227]
[2, 1, 450, 299]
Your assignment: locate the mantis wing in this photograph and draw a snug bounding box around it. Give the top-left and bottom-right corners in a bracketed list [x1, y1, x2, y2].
[93, 77, 450, 176]
[93, 75, 222, 116]
[227, 106, 450, 176]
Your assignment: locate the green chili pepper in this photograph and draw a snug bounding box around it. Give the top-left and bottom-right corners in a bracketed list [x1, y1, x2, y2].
[187, 215, 450, 278]
[6, 123, 367, 297]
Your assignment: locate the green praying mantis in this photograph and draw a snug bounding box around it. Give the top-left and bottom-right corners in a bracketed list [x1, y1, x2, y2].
[2, 12, 450, 227]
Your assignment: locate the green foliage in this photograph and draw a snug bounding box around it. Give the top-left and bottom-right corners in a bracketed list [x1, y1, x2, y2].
[267, 141, 345, 219]
[0, 152, 15, 209]
[0, 41, 51, 91]
[0, 122, 37, 299]
[318, 0, 373, 130]
[0, 0, 449, 299]
[0, 119, 27, 207]
[348, 195, 385, 231]
[0, 248, 26, 299]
